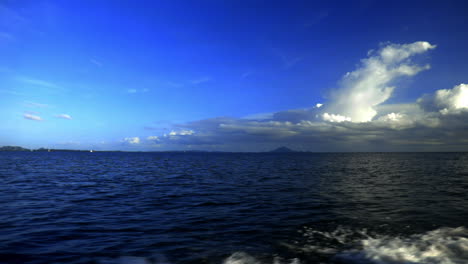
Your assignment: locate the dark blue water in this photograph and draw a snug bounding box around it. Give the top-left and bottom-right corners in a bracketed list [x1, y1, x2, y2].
[1, 152, 467, 264]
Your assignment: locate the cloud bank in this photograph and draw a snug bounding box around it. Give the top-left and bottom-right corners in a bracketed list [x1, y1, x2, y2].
[121, 41, 468, 152]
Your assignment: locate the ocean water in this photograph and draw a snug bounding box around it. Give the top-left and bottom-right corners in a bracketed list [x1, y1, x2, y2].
[0, 152, 467, 264]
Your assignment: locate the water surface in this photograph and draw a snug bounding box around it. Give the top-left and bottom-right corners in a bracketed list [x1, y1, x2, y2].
[0, 152, 467, 264]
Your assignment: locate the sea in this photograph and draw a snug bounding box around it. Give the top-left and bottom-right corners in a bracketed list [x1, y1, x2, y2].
[0, 152, 467, 264]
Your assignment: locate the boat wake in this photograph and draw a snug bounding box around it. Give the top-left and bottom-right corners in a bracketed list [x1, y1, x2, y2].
[101, 227, 468, 264]
[224, 226, 468, 264]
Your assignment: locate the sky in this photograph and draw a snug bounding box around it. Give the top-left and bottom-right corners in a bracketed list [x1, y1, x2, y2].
[1, 0, 468, 151]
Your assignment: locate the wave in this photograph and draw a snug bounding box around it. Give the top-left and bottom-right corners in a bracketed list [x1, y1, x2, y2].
[100, 227, 468, 264]
[224, 226, 468, 264]
[335, 226, 468, 264]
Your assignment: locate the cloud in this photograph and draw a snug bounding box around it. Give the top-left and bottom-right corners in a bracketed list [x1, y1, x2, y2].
[127, 88, 149, 94]
[191, 77, 212, 85]
[322, 113, 351, 123]
[90, 59, 102, 67]
[23, 113, 42, 121]
[168, 130, 194, 136]
[115, 42, 468, 152]
[418, 83, 468, 114]
[163, 130, 196, 141]
[271, 108, 318, 123]
[147, 136, 159, 141]
[123, 137, 140, 144]
[18, 77, 59, 89]
[119, 95, 468, 151]
[324, 41, 436, 122]
[148, 105, 468, 151]
[56, 114, 72, 120]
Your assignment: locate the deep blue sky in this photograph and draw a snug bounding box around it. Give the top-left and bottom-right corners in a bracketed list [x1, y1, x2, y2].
[1, 0, 468, 151]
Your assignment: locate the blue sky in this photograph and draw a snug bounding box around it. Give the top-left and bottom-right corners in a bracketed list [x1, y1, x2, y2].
[1, 0, 468, 151]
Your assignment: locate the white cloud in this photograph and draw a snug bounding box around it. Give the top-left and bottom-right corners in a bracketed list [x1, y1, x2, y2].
[434, 84, 468, 114]
[56, 114, 72, 120]
[316, 103, 323, 108]
[124, 137, 140, 144]
[379, 112, 403, 122]
[322, 113, 351, 122]
[147, 136, 159, 141]
[324, 41, 436, 123]
[23, 113, 42, 121]
[375, 112, 415, 129]
[127, 89, 137, 94]
[168, 130, 195, 136]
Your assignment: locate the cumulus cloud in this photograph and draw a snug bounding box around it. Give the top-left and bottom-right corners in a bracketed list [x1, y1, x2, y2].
[418, 83, 468, 114]
[124, 137, 140, 144]
[56, 114, 72, 120]
[322, 113, 351, 123]
[324, 41, 436, 122]
[23, 113, 42, 121]
[147, 136, 159, 141]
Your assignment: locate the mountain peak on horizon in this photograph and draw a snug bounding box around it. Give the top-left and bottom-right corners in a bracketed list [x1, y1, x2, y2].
[269, 146, 295, 153]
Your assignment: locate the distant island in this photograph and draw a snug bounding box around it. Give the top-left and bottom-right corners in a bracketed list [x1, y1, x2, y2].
[0, 146, 31, 151]
[0, 146, 93, 152]
[269, 146, 296, 153]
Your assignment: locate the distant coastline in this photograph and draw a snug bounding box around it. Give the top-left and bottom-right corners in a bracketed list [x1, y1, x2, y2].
[0, 145, 299, 153]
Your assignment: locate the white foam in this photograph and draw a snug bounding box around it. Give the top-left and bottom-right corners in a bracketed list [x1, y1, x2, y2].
[336, 226, 468, 264]
[102, 227, 468, 264]
[223, 252, 301, 264]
